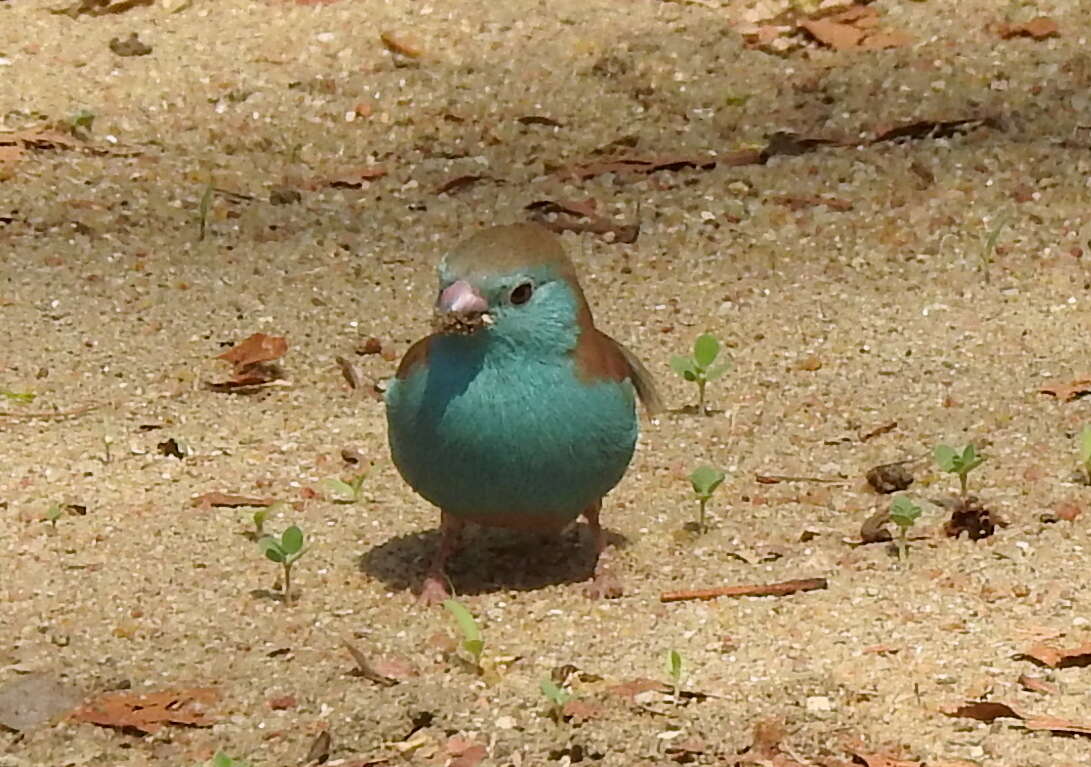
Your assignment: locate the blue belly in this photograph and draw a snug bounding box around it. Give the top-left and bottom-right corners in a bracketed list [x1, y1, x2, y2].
[386, 339, 638, 523]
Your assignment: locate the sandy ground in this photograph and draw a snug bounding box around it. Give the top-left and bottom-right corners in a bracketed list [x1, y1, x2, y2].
[2, 0, 1091, 765]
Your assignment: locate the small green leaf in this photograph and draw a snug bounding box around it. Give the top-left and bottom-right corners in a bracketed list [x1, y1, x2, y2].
[933, 444, 958, 472]
[443, 599, 481, 644]
[704, 360, 732, 381]
[689, 465, 725, 496]
[252, 508, 268, 533]
[1079, 426, 1091, 465]
[463, 638, 484, 660]
[260, 536, 285, 563]
[540, 678, 573, 706]
[889, 496, 922, 529]
[667, 649, 682, 680]
[281, 525, 304, 555]
[320, 478, 357, 503]
[0, 390, 35, 404]
[670, 356, 698, 379]
[693, 334, 720, 368]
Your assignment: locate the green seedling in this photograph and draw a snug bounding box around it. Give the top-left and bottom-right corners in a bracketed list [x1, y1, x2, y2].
[260, 525, 306, 604]
[889, 495, 922, 561]
[320, 472, 367, 504]
[1078, 426, 1091, 484]
[0, 389, 34, 405]
[198, 181, 214, 242]
[666, 649, 683, 705]
[934, 443, 984, 498]
[670, 333, 731, 415]
[208, 753, 251, 767]
[68, 109, 95, 140]
[43, 503, 63, 529]
[252, 508, 269, 537]
[443, 598, 484, 671]
[689, 465, 725, 534]
[540, 678, 574, 722]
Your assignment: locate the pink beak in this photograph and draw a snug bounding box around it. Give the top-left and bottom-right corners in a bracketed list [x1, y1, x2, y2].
[438, 280, 488, 315]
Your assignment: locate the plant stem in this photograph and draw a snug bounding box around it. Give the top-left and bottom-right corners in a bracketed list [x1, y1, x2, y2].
[897, 529, 907, 562]
[697, 380, 706, 415]
[958, 473, 968, 498]
[698, 497, 707, 533]
[283, 563, 293, 604]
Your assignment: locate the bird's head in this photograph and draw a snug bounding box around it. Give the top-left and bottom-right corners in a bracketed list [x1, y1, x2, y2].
[433, 224, 592, 350]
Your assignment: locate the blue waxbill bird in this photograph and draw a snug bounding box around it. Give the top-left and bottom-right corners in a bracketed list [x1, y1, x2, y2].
[385, 223, 661, 603]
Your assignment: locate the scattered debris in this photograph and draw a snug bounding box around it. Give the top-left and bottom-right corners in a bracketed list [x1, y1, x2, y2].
[872, 118, 995, 143]
[775, 194, 853, 212]
[859, 507, 893, 544]
[555, 153, 722, 182]
[52, 0, 151, 17]
[525, 199, 639, 243]
[342, 639, 399, 687]
[943, 496, 1001, 540]
[208, 332, 288, 390]
[517, 115, 563, 127]
[755, 474, 845, 485]
[1039, 377, 1091, 402]
[738, 2, 910, 54]
[866, 461, 914, 493]
[660, 577, 827, 603]
[71, 687, 218, 734]
[304, 730, 332, 765]
[1019, 641, 1091, 669]
[0, 403, 100, 420]
[109, 32, 152, 57]
[269, 187, 302, 205]
[860, 421, 899, 442]
[995, 16, 1060, 40]
[941, 699, 1091, 736]
[336, 355, 363, 390]
[380, 31, 422, 58]
[191, 492, 275, 509]
[0, 674, 84, 731]
[799, 5, 911, 52]
[325, 166, 387, 188]
[1017, 674, 1059, 695]
[434, 174, 492, 195]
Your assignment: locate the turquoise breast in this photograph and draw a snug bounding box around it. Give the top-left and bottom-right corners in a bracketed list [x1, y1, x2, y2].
[385, 334, 638, 524]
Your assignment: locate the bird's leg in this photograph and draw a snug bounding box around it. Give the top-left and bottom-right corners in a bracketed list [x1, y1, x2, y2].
[582, 501, 623, 599]
[418, 510, 464, 605]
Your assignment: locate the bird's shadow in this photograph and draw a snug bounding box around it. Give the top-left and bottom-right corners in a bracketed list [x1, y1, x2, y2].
[358, 522, 628, 597]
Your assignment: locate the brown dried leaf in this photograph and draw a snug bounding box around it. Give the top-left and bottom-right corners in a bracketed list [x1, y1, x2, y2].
[1020, 641, 1091, 669]
[52, 0, 152, 17]
[846, 747, 921, 767]
[997, 16, 1059, 40]
[445, 737, 487, 767]
[370, 656, 417, 680]
[191, 492, 274, 509]
[860, 508, 893, 543]
[71, 687, 218, 734]
[326, 166, 387, 188]
[216, 333, 287, 368]
[556, 154, 720, 181]
[776, 195, 853, 212]
[561, 699, 604, 720]
[941, 699, 1023, 723]
[1039, 377, 1091, 402]
[1018, 674, 1059, 695]
[800, 18, 864, 50]
[872, 118, 992, 143]
[1055, 501, 1083, 522]
[606, 678, 671, 701]
[434, 174, 490, 195]
[267, 695, 296, 710]
[380, 31, 422, 58]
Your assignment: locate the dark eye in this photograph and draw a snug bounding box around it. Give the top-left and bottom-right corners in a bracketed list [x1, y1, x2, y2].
[510, 282, 533, 305]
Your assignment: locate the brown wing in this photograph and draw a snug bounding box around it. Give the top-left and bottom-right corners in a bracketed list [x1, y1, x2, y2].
[395, 335, 435, 380]
[573, 328, 663, 416]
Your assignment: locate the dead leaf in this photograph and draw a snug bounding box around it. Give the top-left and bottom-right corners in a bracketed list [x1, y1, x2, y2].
[943, 497, 1000, 540]
[1020, 641, 1091, 669]
[859, 508, 893, 543]
[1054, 501, 1082, 522]
[380, 31, 422, 58]
[561, 699, 604, 720]
[517, 115, 563, 127]
[370, 656, 417, 680]
[267, 695, 296, 710]
[800, 17, 864, 50]
[191, 492, 274, 509]
[336, 355, 362, 390]
[845, 746, 921, 767]
[434, 174, 491, 195]
[217, 333, 287, 368]
[872, 118, 993, 143]
[606, 678, 671, 701]
[71, 687, 217, 734]
[445, 736, 487, 767]
[326, 166, 387, 188]
[1039, 377, 1091, 401]
[52, 0, 152, 17]
[1018, 674, 1059, 695]
[0, 674, 84, 731]
[525, 199, 638, 243]
[997, 16, 1059, 40]
[556, 153, 721, 181]
[305, 730, 332, 764]
[941, 699, 1023, 722]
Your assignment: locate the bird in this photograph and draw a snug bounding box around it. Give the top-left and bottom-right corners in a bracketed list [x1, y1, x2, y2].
[385, 223, 660, 604]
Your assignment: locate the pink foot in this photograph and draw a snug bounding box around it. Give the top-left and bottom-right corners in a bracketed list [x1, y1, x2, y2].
[584, 568, 623, 599]
[582, 500, 623, 599]
[418, 574, 451, 605]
